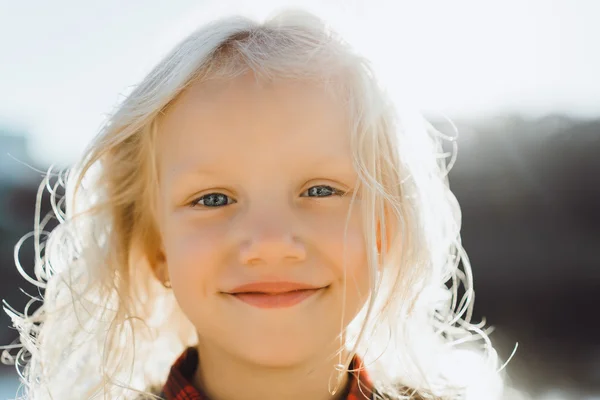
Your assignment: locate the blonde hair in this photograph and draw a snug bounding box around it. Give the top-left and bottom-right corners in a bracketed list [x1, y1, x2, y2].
[2, 8, 507, 400]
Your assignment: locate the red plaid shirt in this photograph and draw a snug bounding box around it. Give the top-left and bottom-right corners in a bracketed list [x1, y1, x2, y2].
[160, 347, 375, 400]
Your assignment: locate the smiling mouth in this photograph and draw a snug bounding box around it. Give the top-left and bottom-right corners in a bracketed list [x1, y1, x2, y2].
[230, 288, 325, 309]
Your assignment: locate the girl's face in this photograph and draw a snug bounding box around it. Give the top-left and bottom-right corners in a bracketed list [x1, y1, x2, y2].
[155, 72, 370, 366]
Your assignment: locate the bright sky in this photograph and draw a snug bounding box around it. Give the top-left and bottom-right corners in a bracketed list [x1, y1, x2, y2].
[1, 0, 599, 165]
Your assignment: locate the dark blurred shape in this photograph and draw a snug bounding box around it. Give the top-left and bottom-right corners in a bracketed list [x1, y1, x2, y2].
[432, 114, 600, 396]
[0, 126, 50, 390]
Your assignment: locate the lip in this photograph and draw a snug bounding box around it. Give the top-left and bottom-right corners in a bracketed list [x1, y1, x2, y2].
[227, 281, 325, 294]
[231, 289, 323, 309]
[225, 281, 327, 309]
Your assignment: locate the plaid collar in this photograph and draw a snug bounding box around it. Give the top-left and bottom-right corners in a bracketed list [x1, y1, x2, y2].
[161, 347, 375, 400]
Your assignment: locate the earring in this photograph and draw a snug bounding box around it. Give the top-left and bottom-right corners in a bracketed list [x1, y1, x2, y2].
[163, 280, 172, 289]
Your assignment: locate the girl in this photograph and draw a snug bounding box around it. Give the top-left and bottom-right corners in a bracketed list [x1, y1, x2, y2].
[3, 8, 507, 400]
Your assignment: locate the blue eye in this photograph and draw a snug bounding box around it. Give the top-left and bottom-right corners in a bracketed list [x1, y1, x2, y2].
[190, 193, 235, 208]
[189, 185, 346, 208]
[301, 185, 347, 198]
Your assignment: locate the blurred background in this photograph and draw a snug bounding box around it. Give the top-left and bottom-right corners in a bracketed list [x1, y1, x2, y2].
[0, 1, 598, 399]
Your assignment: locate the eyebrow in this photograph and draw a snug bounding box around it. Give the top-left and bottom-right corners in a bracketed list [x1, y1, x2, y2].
[169, 155, 357, 185]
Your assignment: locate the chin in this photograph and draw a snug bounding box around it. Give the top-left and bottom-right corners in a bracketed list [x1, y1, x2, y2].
[237, 338, 324, 368]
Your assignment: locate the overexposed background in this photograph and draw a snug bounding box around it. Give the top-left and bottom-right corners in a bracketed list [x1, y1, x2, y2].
[1, 0, 599, 165]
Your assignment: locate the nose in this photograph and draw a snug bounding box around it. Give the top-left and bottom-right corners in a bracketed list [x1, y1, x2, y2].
[237, 205, 307, 266]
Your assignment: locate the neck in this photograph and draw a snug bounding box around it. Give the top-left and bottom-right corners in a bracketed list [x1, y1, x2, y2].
[193, 340, 350, 400]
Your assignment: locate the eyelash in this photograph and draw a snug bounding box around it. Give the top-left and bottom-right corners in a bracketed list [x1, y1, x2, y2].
[188, 185, 348, 209]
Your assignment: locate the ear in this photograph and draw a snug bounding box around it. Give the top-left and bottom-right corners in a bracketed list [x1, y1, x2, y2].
[376, 220, 382, 253]
[152, 245, 170, 284]
[375, 210, 393, 255]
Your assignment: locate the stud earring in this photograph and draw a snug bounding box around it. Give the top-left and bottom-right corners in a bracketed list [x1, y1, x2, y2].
[163, 280, 172, 289]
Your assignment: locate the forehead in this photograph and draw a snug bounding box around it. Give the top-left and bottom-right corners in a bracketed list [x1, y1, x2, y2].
[156, 73, 352, 176]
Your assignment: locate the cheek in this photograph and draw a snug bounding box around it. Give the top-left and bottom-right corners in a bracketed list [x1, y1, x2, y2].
[340, 230, 370, 304]
[163, 217, 225, 282]
[312, 206, 370, 299]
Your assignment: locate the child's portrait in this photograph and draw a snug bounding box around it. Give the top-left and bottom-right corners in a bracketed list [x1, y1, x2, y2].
[2, 2, 597, 399]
